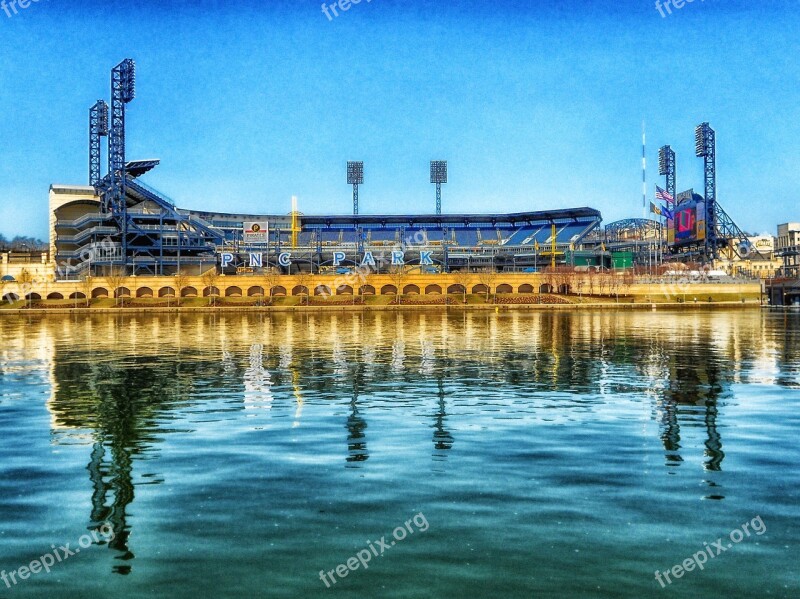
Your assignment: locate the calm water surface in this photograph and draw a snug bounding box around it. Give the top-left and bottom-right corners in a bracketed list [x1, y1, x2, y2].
[0, 310, 798, 598]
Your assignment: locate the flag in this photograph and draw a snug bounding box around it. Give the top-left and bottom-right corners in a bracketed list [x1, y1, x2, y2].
[650, 202, 663, 216]
[661, 206, 674, 220]
[534, 240, 540, 251]
[655, 185, 674, 204]
[600, 242, 606, 252]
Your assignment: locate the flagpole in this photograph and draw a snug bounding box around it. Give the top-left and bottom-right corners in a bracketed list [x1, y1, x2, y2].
[642, 122, 647, 220]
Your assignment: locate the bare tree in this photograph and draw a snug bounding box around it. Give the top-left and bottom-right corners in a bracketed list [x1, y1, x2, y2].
[201, 269, 220, 306]
[597, 271, 609, 297]
[18, 269, 34, 308]
[388, 265, 407, 304]
[451, 270, 471, 304]
[357, 267, 373, 305]
[477, 268, 497, 303]
[554, 266, 572, 295]
[576, 276, 585, 300]
[586, 269, 596, 297]
[295, 271, 312, 306]
[622, 269, 636, 300]
[262, 267, 281, 305]
[106, 268, 127, 307]
[80, 275, 94, 308]
[541, 267, 557, 294]
[173, 271, 189, 306]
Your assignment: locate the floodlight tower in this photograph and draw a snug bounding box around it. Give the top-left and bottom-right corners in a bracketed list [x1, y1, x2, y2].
[430, 160, 447, 215]
[658, 145, 676, 203]
[106, 58, 136, 214]
[347, 161, 364, 215]
[89, 100, 109, 187]
[695, 123, 717, 260]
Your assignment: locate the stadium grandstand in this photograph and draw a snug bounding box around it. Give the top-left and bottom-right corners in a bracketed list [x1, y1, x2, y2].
[51, 180, 602, 278]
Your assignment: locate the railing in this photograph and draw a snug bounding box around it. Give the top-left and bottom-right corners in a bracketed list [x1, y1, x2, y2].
[55, 212, 112, 229]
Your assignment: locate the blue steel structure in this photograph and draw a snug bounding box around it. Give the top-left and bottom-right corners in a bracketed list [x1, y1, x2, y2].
[347, 161, 363, 216]
[658, 144, 676, 203]
[78, 59, 224, 276]
[88, 100, 108, 187]
[695, 123, 717, 260]
[430, 161, 447, 215]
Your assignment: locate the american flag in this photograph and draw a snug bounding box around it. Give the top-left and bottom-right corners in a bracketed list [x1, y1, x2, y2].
[655, 185, 674, 204]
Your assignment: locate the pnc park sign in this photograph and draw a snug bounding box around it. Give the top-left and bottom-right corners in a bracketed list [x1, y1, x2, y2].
[219, 250, 435, 269]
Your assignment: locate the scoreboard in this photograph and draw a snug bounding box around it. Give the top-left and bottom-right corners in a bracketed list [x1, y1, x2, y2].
[667, 190, 706, 245]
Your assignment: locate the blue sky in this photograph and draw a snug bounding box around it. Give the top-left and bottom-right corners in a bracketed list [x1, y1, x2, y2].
[0, 0, 798, 239]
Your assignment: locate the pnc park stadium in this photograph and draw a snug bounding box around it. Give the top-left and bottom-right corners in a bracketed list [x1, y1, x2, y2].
[42, 59, 767, 303]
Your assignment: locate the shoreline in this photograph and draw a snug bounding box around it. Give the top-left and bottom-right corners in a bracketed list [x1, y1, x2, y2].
[0, 301, 765, 316]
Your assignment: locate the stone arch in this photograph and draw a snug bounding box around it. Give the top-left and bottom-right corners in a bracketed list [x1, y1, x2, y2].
[181, 286, 198, 297]
[360, 284, 376, 295]
[158, 287, 176, 297]
[558, 284, 571, 295]
[92, 287, 109, 298]
[26, 293, 42, 301]
[225, 286, 243, 297]
[496, 284, 513, 294]
[203, 286, 220, 297]
[136, 287, 154, 298]
[292, 285, 309, 296]
[247, 286, 264, 297]
[314, 285, 332, 296]
[380, 284, 397, 295]
[472, 284, 488, 295]
[447, 284, 465, 295]
[337, 285, 354, 295]
[425, 284, 442, 295]
[518, 283, 534, 294]
[403, 284, 420, 295]
[2, 293, 20, 302]
[539, 284, 553, 294]
[272, 285, 287, 297]
[115, 287, 131, 299]
[69, 292, 86, 300]
[47, 292, 64, 300]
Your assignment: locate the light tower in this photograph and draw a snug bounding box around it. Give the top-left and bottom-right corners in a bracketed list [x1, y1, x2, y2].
[347, 161, 364, 215]
[695, 122, 716, 260]
[658, 145, 676, 204]
[99, 58, 135, 271]
[430, 160, 447, 215]
[106, 58, 136, 215]
[89, 100, 109, 187]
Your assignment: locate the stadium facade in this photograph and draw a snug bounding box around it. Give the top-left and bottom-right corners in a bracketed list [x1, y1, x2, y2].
[50, 181, 602, 280]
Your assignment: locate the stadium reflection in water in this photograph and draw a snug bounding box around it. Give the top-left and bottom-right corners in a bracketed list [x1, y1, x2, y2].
[1, 310, 798, 598]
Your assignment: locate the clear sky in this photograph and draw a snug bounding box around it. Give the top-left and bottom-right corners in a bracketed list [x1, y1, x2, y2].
[0, 0, 798, 240]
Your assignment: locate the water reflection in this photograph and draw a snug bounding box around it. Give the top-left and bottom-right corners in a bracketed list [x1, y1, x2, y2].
[1, 310, 798, 576]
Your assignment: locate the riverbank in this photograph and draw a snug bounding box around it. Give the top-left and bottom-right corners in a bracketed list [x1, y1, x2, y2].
[0, 299, 763, 316]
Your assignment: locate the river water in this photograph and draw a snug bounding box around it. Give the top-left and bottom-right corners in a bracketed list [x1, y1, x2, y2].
[0, 310, 798, 598]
